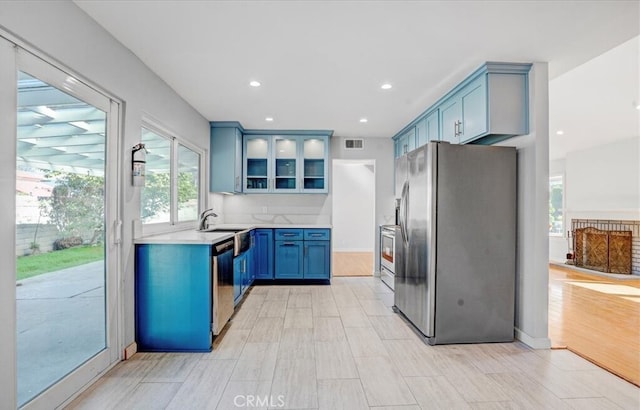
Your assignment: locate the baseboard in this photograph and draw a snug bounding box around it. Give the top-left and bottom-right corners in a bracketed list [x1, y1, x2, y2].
[124, 342, 137, 360]
[515, 328, 551, 349]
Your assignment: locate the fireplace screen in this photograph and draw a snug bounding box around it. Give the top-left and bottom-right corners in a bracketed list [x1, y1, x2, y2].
[574, 227, 632, 274]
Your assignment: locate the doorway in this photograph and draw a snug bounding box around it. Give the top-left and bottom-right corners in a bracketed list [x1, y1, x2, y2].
[331, 160, 375, 276]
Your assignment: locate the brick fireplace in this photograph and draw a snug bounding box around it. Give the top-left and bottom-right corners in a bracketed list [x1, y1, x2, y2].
[571, 219, 640, 275]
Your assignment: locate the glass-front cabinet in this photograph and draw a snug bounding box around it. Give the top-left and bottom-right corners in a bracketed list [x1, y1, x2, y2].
[274, 136, 298, 191]
[302, 137, 327, 192]
[243, 133, 329, 193]
[244, 136, 270, 192]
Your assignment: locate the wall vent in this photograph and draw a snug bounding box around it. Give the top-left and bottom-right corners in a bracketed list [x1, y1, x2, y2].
[344, 138, 364, 150]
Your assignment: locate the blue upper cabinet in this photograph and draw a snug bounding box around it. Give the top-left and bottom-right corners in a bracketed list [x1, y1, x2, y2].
[393, 127, 416, 157]
[244, 135, 271, 193]
[301, 136, 328, 193]
[392, 62, 532, 152]
[210, 122, 244, 193]
[439, 76, 487, 144]
[243, 132, 330, 194]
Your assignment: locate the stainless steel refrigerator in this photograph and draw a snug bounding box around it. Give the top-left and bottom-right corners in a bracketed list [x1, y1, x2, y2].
[394, 142, 516, 345]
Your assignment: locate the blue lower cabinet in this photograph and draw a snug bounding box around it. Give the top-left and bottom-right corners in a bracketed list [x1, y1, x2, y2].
[274, 240, 304, 278]
[135, 244, 212, 352]
[304, 241, 331, 279]
[254, 229, 274, 279]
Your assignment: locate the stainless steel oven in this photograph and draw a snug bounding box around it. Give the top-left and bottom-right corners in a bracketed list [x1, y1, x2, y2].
[380, 225, 398, 290]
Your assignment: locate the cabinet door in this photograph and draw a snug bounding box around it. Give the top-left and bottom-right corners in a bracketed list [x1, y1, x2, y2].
[301, 136, 328, 193]
[425, 109, 439, 142]
[415, 118, 428, 148]
[459, 78, 487, 143]
[210, 126, 243, 193]
[440, 97, 460, 144]
[274, 240, 303, 278]
[273, 136, 298, 192]
[254, 229, 274, 279]
[303, 241, 331, 279]
[234, 128, 243, 192]
[244, 136, 271, 192]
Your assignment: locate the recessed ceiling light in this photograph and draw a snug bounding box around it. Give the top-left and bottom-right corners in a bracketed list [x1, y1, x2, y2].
[381, 83, 392, 90]
[265, 117, 274, 122]
[359, 118, 368, 123]
[636, 104, 640, 110]
[249, 80, 261, 87]
[556, 130, 564, 135]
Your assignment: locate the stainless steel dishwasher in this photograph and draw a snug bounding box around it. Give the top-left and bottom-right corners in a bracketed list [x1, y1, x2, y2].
[212, 238, 235, 335]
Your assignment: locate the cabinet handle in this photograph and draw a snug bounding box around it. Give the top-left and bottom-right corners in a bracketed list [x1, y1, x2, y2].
[282, 233, 297, 237]
[282, 242, 297, 246]
[310, 233, 323, 237]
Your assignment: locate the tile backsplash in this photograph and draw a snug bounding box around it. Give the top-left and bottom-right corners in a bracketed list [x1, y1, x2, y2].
[210, 193, 331, 225]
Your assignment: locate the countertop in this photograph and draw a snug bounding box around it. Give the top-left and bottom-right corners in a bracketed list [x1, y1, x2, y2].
[135, 224, 332, 245]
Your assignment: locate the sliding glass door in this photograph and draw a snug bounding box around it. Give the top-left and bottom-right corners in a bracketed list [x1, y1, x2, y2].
[9, 46, 120, 409]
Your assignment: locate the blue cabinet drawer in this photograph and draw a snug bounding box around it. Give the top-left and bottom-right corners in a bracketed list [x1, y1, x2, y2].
[274, 229, 304, 240]
[303, 229, 330, 241]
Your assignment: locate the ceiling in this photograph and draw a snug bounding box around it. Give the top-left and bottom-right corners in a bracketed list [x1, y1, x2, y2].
[73, 1, 638, 144]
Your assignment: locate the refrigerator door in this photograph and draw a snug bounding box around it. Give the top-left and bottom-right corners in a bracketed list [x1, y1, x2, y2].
[432, 143, 516, 344]
[395, 154, 408, 199]
[394, 144, 437, 337]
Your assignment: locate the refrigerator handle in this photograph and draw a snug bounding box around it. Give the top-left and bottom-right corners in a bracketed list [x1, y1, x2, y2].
[400, 181, 409, 245]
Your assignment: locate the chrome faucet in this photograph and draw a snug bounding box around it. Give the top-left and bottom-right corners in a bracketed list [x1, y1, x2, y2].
[198, 208, 218, 230]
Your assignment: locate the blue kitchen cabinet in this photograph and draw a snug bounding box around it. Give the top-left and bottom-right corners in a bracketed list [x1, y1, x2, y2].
[243, 133, 330, 193]
[301, 135, 329, 193]
[210, 122, 243, 193]
[394, 127, 416, 157]
[254, 229, 274, 279]
[440, 77, 487, 144]
[274, 231, 304, 278]
[135, 244, 212, 352]
[303, 241, 331, 279]
[425, 109, 440, 143]
[244, 135, 271, 193]
[392, 62, 531, 147]
[272, 229, 331, 279]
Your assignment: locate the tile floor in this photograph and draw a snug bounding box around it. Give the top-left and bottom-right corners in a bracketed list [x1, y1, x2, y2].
[67, 277, 640, 410]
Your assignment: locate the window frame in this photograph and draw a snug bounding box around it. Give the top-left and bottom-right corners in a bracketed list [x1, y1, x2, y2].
[140, 119, 205, 236]
[548, 175, 564, 237]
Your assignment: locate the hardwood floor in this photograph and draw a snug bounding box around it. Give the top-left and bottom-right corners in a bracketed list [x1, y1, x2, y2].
[549, 264, 640, 386]
[68, 277, 640, 409]
[332, 252, 373, 277]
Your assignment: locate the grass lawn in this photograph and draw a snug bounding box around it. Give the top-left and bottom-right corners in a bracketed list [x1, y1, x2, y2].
[17, 245, 104, 281]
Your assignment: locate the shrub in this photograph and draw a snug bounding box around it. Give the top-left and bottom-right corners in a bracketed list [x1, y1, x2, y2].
[53, 236, 83, 250]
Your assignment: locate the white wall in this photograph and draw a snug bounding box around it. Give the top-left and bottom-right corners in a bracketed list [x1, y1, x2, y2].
[0, 0, 210, 383]
[496, 63, 551, 348]
[565, 137, 640, 220]
[332, 161, 375, 252]
[330, 137, 396, 273]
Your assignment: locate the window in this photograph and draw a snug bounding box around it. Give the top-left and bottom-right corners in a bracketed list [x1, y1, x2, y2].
[140, 124, 202, 227]
[549, 176, 563, 236]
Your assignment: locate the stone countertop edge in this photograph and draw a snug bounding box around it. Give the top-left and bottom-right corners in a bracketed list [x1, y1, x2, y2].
[134, 224, 332, 245]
